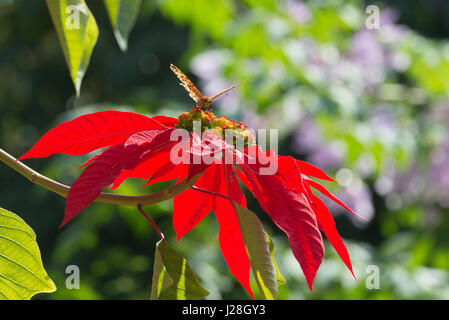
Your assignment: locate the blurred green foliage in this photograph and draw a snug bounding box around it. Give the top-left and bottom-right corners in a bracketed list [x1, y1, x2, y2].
[1, 0, 449, 299]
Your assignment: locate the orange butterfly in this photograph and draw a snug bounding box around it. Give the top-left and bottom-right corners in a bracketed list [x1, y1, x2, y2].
[170, 64, 244, 109]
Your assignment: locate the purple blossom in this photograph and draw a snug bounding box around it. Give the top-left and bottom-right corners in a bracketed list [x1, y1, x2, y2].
[285, 0, 312, 24]
[350, 29, 385, 67]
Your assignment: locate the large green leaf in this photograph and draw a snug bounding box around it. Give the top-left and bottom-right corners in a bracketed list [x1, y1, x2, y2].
[150, 239, 209, 300]
[234, 203, 285, 300]
[46, 0, 99, 96]
[104, 0, 141, 52]
[0, 207, 56, 300]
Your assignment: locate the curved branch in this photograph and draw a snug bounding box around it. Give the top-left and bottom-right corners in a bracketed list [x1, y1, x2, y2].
[0, 148, 198, 206]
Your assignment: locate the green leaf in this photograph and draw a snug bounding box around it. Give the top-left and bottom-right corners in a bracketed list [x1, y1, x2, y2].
[150, 239, 209, 300]
[266, 232, 286, 286]
[234, 203, 285, 300]
[104, 0, 141, 52]
[46, 0, 99, 96]
[0, 207, 56, 300]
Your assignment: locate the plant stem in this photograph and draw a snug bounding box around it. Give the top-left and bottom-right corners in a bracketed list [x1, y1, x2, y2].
[0, 147, 199, 207]
[137, 204, 164, 239]
[191, 185, 243, 216]
[191, 185, 233, 202]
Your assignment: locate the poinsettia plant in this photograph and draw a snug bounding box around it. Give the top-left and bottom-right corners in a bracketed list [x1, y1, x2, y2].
[17, 101, 360, 298]
[0, 0, 366, 301]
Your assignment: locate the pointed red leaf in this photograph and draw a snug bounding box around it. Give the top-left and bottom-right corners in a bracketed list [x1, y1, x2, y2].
[146, 161, 186, 185]
[173, 164, 253, 298]
[297, 160, 337, 182]
[184, 132, 227, 181]
[172, 165, 216, 240]
[242, 145, 277, 173]
[241, 165, 324, 290]
[235, 167, 252, 193]
[19, 111, 172, 160]
[62, 128, 166, 226]
[214, 196, 254, 299]
[124, 129, 165, 147]
[70, 147, 111, 174]
[151, 115, 179, 128]
[111, 129, 177, 189]
[110, 144, 173, 189]
[213, 165, 253, 299]
[306, 188, 355, 279]
[277, 156, 309, 195]
[62, 142, 147, 227]
[223, 165, 246, 208]
[304, 177, 365, 220]
[187, 162, 210, 181]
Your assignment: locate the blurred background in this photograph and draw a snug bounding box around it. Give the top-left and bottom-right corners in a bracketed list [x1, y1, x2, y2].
[1, 0, 449, 299]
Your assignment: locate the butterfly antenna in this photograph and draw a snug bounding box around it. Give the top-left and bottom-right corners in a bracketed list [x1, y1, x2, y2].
[211, 80, 248, 101]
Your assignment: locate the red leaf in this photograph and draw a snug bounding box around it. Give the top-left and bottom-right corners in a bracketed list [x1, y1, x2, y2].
[241, 165, 324, 290]
[214, 196, 254, 299]
[111, 129, 178, 189]
[306, 188, 355, 279]
[277, 156, 308, 194]
[187, 162, 210, 181]
[173, 164, 253, 298]
[124, 129, 165, 147]
[62, 128, 168, 227]
[151, 115, 179, 128]
[297, 160, 337, 182]
[110, 143, 173, 189]
[235, 167, 252, 193]
[304, 177, 365, 220]
[213, 165, 253, 299]
[172, 166, 216, 240]
[223, 165, 246, 208]
[70, 147, 111, 174]
[184, 132, 227, 181]
[243, 145, 277, 172]
[128, 129, 185, 186]
[145, 161, 186, 185]
[62, 142, 147, 227]
[19, 111, 174, 160]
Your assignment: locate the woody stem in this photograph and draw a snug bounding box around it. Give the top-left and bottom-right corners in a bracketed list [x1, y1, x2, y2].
[0, 147, 199, 207]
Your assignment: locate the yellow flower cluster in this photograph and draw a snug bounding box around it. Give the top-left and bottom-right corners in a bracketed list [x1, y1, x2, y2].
[177, 108, 255, 146]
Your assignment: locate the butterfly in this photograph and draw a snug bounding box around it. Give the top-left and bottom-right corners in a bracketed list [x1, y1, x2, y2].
[170, 63, 245, 109]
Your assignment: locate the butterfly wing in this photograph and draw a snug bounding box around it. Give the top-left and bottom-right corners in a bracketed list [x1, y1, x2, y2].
[169, 64, 203, 103]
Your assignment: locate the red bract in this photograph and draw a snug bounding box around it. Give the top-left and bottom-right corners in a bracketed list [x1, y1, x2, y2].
[20, 109, 359, 298]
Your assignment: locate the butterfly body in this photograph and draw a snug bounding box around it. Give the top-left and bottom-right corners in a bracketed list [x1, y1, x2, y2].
[169, 63, 243, 109]
[196, 96, 212, 109]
